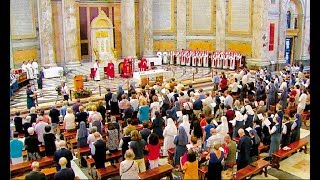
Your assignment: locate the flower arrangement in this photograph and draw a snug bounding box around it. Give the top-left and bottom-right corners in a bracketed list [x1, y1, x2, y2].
[73, 87, 92, 99]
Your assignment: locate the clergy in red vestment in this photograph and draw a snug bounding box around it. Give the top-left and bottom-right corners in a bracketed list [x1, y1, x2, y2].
[107, 60, 115, 79]
[140, 58, 148, 71]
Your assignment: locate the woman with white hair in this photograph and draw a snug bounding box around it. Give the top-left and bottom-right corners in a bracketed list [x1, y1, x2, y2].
[232, 111, 245, 139]
[216, 116, 229, 137]
[63, 108, 75, 131]
[179, 115, 191, 143]
[23, 116, 33, 137]
[24, 127, 41, 160]
[120, 149, 139, 179]
[29, 107, 38, 124]
[162, 118, 177, 156]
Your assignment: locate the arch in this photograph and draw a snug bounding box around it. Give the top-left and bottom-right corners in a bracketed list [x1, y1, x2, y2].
[91, 10, 113, 29]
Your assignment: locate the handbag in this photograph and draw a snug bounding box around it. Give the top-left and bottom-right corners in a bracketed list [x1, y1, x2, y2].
[121, 161, 134, 177]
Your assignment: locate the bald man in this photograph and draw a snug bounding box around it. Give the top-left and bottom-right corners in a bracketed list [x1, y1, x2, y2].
[25, 161, 46, 180]
[54, 157, 76, 180]
[54, 140, 73, 171]
[236, 128, 252, 170]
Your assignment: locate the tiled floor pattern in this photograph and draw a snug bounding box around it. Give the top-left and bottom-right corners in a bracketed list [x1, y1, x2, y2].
[10, 63, 216, 110]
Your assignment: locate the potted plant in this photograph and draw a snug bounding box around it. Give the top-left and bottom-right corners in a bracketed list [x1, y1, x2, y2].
[73, 87, 92, 99]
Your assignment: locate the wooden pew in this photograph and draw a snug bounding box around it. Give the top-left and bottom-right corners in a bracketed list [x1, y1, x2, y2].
[86, 150, 123, 177]
[301, 111, 310, 126]
[22, 146, 46, 158]
[257, 143, 270, 160]
[10, 156, 55, 177]
[76, 146, 91, 167]
[96, 162, 120, 180]
[138, 163, 174, 180]
[62, 130, 77, 142]
[68, 138, 78, 156]
[235, 159, 269, 180]
[272, 138, 308, 169]
[12, 167, 57, 180]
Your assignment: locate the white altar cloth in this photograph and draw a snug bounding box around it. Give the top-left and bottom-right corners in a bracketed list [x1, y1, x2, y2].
[146, 57, 162, 66]
[43, 67, 64, 78]
[133, 69, 173, 83]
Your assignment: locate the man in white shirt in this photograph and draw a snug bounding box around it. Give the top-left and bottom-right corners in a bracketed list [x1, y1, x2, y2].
[241, 72, 248, 86]
[60, 81, 69, 101]
[297, 89, 307, 113]
[26, 60, 34, 80]
[230, 78, 239, 95]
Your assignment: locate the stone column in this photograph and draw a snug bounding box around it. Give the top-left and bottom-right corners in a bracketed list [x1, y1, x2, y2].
[37, 0, 57, 67]
[176, 0, 187, 50]
[62, 0, 81, 67]
[121, 0, 136, 58]
[139, 0, 153, 57]
[301, 0, 310, 60]
[277, 0, 289, 65]
[247, 0, 269, 67]
[215, 0, 226, 51]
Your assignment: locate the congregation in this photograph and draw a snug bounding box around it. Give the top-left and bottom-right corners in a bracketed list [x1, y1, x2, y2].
[9, 63, 310, 179]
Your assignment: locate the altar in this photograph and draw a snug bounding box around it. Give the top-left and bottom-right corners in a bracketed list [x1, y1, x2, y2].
[146, 57, 162, 66]
[133, 69, 173, 86]
[43, 67, 64, 78]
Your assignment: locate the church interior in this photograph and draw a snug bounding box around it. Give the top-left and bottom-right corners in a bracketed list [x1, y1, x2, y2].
[9, 0, 310, 179]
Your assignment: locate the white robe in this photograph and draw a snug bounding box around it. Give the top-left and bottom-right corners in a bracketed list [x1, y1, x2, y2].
[93, 63, 100, 81]
[176, 52, 181, 65]
[26, 63, 34, 79]
[163, 52, 168, 64]
[32, 62, 39, 76]
[169, 51, 175, 64]
[162, 128, 177, 156]
[203, 53, 209, 67]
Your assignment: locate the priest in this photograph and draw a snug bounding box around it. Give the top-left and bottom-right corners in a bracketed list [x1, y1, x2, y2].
[163, 50, 168, 64]
[203, 50, 209, 67]
[180, 50, 186, 66]
[186, 50, 191, 66]
[107, 60, 115, 79]
[197, 50, 203, 67]
[176, 50, 181, 65]
[93, 60, 101, 81]
[169, 50, 175, 65]
[192, 50, 198, 67]
[140, 58, 148, 71]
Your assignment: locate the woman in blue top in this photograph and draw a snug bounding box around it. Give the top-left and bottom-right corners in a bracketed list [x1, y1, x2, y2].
[206, 141, 224, 180]
[138, 99, 150, 123]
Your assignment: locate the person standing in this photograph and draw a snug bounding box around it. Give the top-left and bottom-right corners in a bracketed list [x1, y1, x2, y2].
[93, 132, 107, 169]
[54, 140, 73, 171]
[25, 127, 41, 161]
[206, 142, 224, 180]
[173, 126, 188, 168]
[223, 135, 237, 170]
[60, 81, 69, 101]
[54, 157, 76, 180]
[147, 133, 161, 169]
[25, 161, 46, 180]
[213, 71, 220, 91]
[119, 149, 140, 179]
[162, 118, 177, 157]
[266, 117, 281, 161]
[49, 105, 60, 134]
[291, 113, 302, 143]
[93, 60, 101, 81]
[236, 128, 252, 170]
[27, 60, 35, 81]
[34, 116, 48, 146]
[26, 84, 36, 109]
[43, 125, 56, 156]
[37, 67, 44, 95]
[107, 60, 115, 79]
[105, 88, 113, 111]
[10, 132, 24, 165]
[281, 115, 292, 148]
[31, 59, 39, 77]
[129, 130, 147, 173]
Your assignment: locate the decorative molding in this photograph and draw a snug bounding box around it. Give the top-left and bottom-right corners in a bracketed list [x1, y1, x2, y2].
[227, 0, 252, 35]
[10, 0, 37, 39]
[225, 36, 252, 41]
[186, 36, 216, 40]
[152, 0, 176, 34]
[153, 36, 176, 40]
[188, 0, 215, 34]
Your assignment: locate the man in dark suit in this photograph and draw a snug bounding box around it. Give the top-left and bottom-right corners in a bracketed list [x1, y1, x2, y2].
[54, 140, 73, 171]
[105, 88, 113, 110]
[25, 161, 46, 180]
[236, 128, 252, 170]
[93, 132, 107, 169]
[187, 84, 195, 97]
[54, 157, 76, 180]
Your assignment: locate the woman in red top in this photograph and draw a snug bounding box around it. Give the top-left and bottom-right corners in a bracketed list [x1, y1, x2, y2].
[147, 133, 161, 169]
[199, 114, 208, 132]
[219, 74, 228, 93]
[288, 85, 297, 107]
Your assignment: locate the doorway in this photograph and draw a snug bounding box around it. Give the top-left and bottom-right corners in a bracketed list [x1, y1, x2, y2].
[285, 37, 293, 64]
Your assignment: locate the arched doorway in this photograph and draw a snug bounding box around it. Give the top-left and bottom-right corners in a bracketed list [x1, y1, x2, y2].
[91, 10, 115, 63]
[285, 0, 304, 65]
